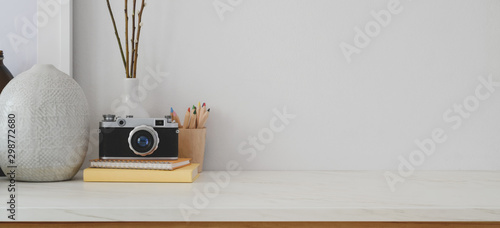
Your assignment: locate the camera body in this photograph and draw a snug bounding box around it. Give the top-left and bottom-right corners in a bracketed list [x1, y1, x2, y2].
[99, 114, 179, 160]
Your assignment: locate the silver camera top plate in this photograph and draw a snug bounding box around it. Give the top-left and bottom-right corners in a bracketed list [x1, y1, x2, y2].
[100, 117, 179, 128]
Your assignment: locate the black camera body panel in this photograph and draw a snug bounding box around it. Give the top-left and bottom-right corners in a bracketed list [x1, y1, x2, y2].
[99, 127, 178, 159]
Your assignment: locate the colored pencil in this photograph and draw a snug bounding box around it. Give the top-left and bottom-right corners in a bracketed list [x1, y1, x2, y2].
[199, 102, 206, 122]
[188, 109, 197, 129]
[189, 105, 197, 128]
[198, 108, 210, 128]
[173, 111, 182, 127]
[183, 108, 190, 129]
[196, 102, 201, 127]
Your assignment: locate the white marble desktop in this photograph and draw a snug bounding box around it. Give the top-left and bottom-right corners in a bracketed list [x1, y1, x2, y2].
[0, 171, 499, 221]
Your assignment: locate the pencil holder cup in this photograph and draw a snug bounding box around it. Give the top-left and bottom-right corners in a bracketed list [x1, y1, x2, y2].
[178, 128, 206, 172]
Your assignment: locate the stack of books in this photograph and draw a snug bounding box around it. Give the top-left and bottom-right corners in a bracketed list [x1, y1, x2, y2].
[83, 158, 200, 183]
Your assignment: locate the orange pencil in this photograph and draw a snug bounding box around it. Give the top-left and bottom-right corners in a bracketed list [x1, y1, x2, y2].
[182, 108, 190, 129]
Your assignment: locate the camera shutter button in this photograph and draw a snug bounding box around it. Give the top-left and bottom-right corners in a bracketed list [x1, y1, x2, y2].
[103, 114, 116, 121]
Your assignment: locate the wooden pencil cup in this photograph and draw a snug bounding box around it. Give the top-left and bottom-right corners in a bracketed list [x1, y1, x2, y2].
[178, 128, 206, 172]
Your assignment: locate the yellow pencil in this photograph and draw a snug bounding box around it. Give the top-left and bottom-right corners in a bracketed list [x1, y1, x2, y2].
[182, 108, 190, 129]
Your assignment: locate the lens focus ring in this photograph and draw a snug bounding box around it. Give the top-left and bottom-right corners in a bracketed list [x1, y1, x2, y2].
[128, 125, 160, 156]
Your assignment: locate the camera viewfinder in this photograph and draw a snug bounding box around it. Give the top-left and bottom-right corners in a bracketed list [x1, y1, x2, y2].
[155, 120, 164, 126]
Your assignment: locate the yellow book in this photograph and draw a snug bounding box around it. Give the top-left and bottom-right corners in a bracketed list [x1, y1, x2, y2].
[83, 163, 200, 183]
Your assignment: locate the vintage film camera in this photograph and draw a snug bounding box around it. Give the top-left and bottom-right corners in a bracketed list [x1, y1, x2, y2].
[99, 114, 179, 160]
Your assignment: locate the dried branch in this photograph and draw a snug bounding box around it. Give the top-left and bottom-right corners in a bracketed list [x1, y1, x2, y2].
[125, 0, 130, 78]
[130, 0, 137, 78]
[133, 0, 146, 78]
[106, 0, 127, 77]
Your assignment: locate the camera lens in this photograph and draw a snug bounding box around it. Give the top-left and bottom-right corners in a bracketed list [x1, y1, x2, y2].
[128, 125, 160, 156]
[137, 136, 149, 148]
[131, 130, 154, 153]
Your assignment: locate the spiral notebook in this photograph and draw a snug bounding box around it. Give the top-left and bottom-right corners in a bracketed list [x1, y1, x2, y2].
[89, 158, 191, 170]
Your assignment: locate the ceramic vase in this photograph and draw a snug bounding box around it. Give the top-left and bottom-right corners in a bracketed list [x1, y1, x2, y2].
[0, 64, 89, 181]
[120, 78, 149, 118]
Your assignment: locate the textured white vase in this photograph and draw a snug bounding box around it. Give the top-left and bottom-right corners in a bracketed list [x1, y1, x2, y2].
[0, 64, 89, 181]
[120, 78, 149, 118]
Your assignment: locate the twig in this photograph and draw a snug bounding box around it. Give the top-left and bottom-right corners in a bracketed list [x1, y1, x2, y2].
[130, 0, 137, 78]
[106, 0, 127, 77]
[133, 0, 146, 78]
[125, 0, 130, 78]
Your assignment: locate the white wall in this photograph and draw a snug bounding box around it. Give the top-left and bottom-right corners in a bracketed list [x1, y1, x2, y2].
[0, 0, 37, 76]
[74, 0, 500, 171]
